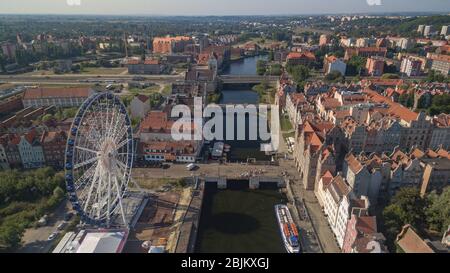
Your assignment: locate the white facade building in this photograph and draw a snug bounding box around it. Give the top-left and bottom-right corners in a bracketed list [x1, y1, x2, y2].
[17, 132, 45, 169]
[130, 95, 150, 119]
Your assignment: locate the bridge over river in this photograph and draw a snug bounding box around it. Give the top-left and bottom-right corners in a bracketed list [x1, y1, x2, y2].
[219, 74, 279, 84]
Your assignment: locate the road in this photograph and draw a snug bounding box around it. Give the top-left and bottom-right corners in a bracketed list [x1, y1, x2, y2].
[132, 162, 284, 180]
[132, 158, 340, 253]
[0, 73, 185, 85]
[279, 159, 341, 253]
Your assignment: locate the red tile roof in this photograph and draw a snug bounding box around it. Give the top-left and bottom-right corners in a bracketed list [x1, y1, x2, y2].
[396, 225, 434, 253]
[287, 51, 316, 60]
[24, 87, 92, 100]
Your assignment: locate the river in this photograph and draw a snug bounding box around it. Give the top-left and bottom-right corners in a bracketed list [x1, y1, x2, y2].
[219, 55, 271, 162]
[222, 55, 268, 76]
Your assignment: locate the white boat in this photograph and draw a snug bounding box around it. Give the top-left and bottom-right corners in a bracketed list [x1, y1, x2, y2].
[275, 204, 301, 253]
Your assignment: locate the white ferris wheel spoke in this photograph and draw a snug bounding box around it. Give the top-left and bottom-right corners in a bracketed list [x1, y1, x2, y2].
[73, 156, 100, 170]
[74, 162, 98, 191]
[75, 146, 99, 154]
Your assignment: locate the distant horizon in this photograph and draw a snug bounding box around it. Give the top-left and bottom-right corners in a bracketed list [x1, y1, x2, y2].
[0, 11, 449, 17]
[0, 0, 449, 17]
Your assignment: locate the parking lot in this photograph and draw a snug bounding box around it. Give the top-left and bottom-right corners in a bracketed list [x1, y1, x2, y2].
[18, 201, 73, 253]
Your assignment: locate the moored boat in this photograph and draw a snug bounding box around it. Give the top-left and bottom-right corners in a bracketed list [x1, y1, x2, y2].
[275, 204, 301, 253]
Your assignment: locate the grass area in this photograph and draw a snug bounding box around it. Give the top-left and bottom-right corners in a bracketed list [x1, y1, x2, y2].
[282, 131, 295, 139]
[37, 84, 94, 89]
[280, 114, 293, 131]
[129, 85, 161, 96]
[24, 67, 127, 76]
[80, 67, 127, 75]
[195, 185, 287, 253]
[252, 82, 276, 104]
[207, 92, 222, 104]
[161, 85, 172, 96]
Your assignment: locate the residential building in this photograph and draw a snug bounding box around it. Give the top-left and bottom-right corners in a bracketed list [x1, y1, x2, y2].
[344, 47, 387, 61]
[18, 130, 45, 169]
[23, 87, 95, 108]
[396, 225, 435, 253]
[285, 93, 307, 125]
[293, 120, 344, 191]
[138, 111, 198, 142]
[130, 95, 150, 119]
[152, 36, 193, 54]
[304, 82, 330, 96]
[388, 148, 424, 194]
[441, 25, 449, 36]
[3, 134, 21, 168]
[322, 173, 370, 248]
[286, 51, 316, 67]
[364, 89, 433, 151]
[126, 59, 162, 75]
[343, 153, 381, 204]
[0, 94, 23, 116]
[423, 25, 432, 37]
[0, 136, 10, 170]
[429, 114, 450, 150]
[366, 57, 385, 76]
[41, 130, 67, 169]
[319, 34, 330, 47]
[324, 55, 347, 76]
[1, 42, 16, 60]
[420, 157, 450, 196]
[342, 213, 387, 253]
[417, 25, 425, 34]
[140, 140, 200, 163]
[400, 57, 422, 77]
[427, 53, 450, 75]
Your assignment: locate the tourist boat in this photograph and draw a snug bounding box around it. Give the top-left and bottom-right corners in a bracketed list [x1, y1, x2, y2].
[275, 204, 301, 253]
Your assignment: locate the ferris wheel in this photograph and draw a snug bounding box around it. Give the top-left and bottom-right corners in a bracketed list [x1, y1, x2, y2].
[65, 92, 134, 227]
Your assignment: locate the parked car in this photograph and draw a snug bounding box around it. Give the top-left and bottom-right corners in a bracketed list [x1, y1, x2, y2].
[36, 215, 49, 227]
[47, 232, 58, 241]
[57, 222, 66, 231]
[186, 163, 197, 171]
[64, 212, 73, 221]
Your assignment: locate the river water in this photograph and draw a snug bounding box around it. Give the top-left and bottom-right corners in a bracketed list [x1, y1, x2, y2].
[222, 55, 268, 75]
[218, 55, 272, 162]
[194, 55, 285, 253]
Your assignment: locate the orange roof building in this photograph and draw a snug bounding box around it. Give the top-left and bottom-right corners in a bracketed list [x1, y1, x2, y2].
[23, 87, 94, 108]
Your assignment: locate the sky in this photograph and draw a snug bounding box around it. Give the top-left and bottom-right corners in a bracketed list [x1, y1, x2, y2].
[0, 0, 449, 16]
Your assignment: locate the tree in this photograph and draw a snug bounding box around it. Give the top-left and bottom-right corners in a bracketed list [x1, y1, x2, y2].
[0, 53, 6, 73]
[381, 73, 400, 79]
[268, 50, 274, 62]
[426, 187, 450, 233]
[268, 64, 282, 76]
[41, 114, 53, 122]
[325, 71, 344, 83]
[398, 93, 414, 108]
[286, 64, 310, 85]
[256, 60, 267, 75]
[0, 222, 24, 250]
[382, 188, 428, 250]
[346, 56, 366, 76]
